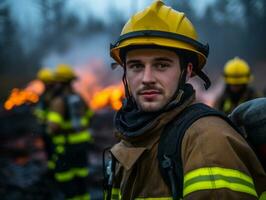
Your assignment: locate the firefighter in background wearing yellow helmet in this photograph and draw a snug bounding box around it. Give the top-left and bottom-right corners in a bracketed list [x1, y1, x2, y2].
[104, 1, 266, 200]
[34, 68, 57, 178]
[215, 57, 261, 115]
[47, 64, 93, 200]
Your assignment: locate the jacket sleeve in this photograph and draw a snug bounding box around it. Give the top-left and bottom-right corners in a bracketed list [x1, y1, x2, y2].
[181, 116, 266, 200]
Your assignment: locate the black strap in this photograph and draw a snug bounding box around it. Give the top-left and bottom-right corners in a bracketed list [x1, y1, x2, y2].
[103, 148, 116, 200]
[158, 103, 239, 199]
[111, 30, 209, 57]
[197, 70, 211, 90]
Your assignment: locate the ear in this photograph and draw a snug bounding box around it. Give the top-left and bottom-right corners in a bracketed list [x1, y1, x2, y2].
[186, 63, 193, 80]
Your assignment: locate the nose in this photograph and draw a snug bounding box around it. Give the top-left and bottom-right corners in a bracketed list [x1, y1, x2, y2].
[142, 65, 155, 84]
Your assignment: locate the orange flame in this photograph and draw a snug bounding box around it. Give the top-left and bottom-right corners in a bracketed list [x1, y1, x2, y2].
[74, 64, 124, 111]
[90, 84, 124, 111]
[4, 80, 44, 110]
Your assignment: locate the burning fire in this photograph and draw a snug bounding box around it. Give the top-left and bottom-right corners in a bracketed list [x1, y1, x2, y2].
[90, 84, 124, 111]
[4, 80, 44, 110]
[74, 63, 125, 111]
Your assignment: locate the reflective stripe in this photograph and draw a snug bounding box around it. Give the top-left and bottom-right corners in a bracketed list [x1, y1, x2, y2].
[55, 168, 89, 182]
[260, 192, 266, 200]
[223, 99, 232, 113]
[52, 135, 65, 144]
[55, 145, 65, 154]
[34, 108, 47, 121]
[47, 160, 55, 169]
[111, 188, 121, 200]
[47, 111, 92, 129]
[184, 167, 257, 197]
[80, 117, 89, 126]
[55, 171, 74, 182]
[67, 193, 90, 200]
[47, 111, 63, 125]
[68, 130, 92, 144]
[74, 167, 89, 178]
[135, 198, 173, 200]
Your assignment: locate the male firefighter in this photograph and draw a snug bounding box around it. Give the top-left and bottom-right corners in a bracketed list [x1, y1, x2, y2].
[47, 64, 93, 200]
[215, 57, 260, 114]
[105, 1, 266, 200]
[34, 68, 56, 172]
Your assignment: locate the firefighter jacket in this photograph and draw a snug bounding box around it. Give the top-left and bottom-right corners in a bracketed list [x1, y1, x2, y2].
[109, 84, 266, 200]
[46, 93, 93, 179]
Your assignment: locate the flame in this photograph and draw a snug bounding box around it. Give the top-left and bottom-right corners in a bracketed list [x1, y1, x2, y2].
[4, 80, 44, 110]
[90, 84, 124, 111]
[74, 62, 124, 111]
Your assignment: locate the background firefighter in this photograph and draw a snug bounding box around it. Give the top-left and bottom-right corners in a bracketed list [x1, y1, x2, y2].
[47, 64, 94, 200]
[215, 57, 261, 114]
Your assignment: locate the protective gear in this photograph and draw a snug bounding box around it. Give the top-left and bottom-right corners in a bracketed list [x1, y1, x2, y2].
[47, 93, 93, 200]
[223, 57, 252, 85]
[110, 0, 209, 79]
[37, 68, 55, 83]
[55, 64, 76, 82]
[108, 92, 266, 199]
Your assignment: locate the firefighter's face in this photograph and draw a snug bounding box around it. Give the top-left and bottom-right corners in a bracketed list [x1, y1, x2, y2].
[125, 48, 182, 112]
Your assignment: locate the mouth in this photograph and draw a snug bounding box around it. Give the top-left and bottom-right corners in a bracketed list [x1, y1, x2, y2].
[139, 90, 162, 100]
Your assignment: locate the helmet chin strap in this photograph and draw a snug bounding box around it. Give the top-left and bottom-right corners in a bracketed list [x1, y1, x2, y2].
[122, 67, 136, 110]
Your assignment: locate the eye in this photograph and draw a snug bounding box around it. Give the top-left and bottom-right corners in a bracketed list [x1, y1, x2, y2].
[128, 63, 144, 71]
[154, 63, 170, 70]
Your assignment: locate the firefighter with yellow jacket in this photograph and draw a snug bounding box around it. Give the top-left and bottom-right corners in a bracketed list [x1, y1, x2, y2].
[215, 57, 260, 114]
[104, 1, 266, 200]
[47, 64, 93, 200]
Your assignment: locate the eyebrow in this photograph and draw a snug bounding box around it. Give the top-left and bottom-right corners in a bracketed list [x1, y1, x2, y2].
[126, 57, 174, 65]
[126, 60, 141, 65]
[154, 57, 174, 62]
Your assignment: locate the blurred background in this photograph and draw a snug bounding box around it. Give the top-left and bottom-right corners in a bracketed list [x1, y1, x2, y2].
[0, 0, 265, 199]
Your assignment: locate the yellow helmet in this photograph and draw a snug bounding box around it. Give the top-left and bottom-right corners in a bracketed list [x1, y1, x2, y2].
[223, 57, 252, 85]
[110, 0, 209, 72]
[37, 68, 55, 83]
[54, 64, 76, 82]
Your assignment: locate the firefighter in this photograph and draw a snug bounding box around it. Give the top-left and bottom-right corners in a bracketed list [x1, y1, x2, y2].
[34, 68, 57, 173]
[104, 1, 266, 200]
[47, 64, 93, 200]
[215, 57, 260, 114]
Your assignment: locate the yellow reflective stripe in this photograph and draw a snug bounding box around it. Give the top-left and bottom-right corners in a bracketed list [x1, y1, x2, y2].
[34, 108, 47, 121]
[111, 188, 121, 200]
[67, 193, 90, 200]
[68, 130, 92, 144]
[47, 111, 63, 125]
[260, 192, 266, 200]
[184, 167, 257, 197]
[80, 117, 89, 126]
[223, 99, 232, 112]
[73, 167, 89, 177]
[55, 171, 74, 182]
[47, 160, 55, 169]
[52, 135, 65, 144]
[55, 168, 89, 182]
[135, 197, 173, 200]
[81, 193, 90, 200]
[55, 145, 65, 154]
